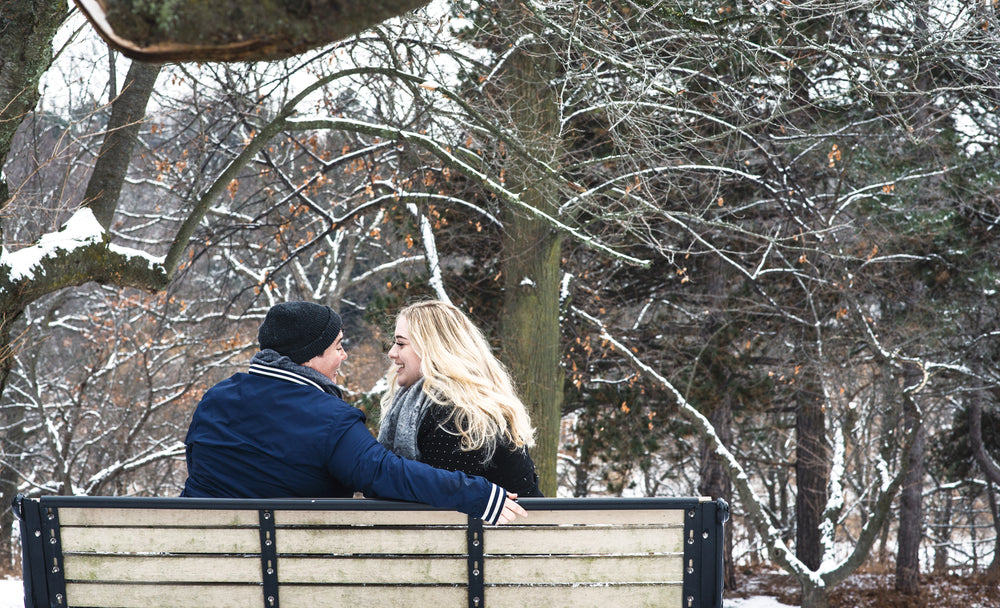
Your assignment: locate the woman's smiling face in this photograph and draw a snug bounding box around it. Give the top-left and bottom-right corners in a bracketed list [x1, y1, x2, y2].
[387, 315, 423, 388]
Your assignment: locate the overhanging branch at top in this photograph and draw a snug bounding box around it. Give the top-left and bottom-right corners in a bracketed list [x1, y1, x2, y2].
[74, 0, 432, 62]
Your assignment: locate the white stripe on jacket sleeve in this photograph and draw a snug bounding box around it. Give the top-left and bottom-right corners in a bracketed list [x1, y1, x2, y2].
[480, 483, 505, 524]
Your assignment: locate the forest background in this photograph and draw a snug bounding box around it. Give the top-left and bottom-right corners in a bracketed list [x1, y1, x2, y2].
[3, 1, 1000, 607]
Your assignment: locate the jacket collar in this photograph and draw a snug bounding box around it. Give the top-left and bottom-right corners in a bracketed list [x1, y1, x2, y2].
[248, 349, 343, 398]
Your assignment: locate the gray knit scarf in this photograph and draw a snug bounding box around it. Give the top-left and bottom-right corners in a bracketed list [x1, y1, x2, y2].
[377, 378, 434, 460]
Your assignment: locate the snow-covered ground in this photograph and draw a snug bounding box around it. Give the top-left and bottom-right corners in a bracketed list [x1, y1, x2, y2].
[0, 576, 791, 608]
[725, 597, 794, 607]
[1, 579, 22, 608]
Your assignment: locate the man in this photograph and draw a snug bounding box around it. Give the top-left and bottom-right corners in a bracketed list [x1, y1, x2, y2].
[182, 301, 526, 525]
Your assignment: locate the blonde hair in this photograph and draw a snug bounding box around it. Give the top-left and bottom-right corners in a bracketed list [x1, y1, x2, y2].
[380, 300, 535, 456]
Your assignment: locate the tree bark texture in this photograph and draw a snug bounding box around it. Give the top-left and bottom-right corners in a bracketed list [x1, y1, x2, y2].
[0, 0, 66, 213]
[84, 60, 163, 229]
[502, 212, 563, 496]
[795, 378, 828, 571]
[800, 580, 830, 608]
[0, 316, 25, 567]
[0, 0, 70, 566]
[699, 401, 737, 590]
[697, 259, 738, 589]
[76, 0, 432, 62]
[970, 391, 1000, 485]
[498, 28, 564, 496]
[983, 482, 1000, 583]
[895, 376, 925, 595]
[970, 390, 1000, 582]
[895, 7, 933, 591]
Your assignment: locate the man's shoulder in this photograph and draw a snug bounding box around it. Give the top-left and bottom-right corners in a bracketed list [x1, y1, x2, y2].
[210, 373, 358, 413]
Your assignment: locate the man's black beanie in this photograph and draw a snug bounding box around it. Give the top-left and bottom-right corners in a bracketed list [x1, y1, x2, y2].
[258, 301, 343, 364]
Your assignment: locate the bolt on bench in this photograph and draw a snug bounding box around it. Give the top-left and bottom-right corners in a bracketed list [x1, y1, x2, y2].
[15, 494, 728, 608]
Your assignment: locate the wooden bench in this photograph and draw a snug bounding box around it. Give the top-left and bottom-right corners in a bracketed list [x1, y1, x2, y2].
[14, 494, 729, 608]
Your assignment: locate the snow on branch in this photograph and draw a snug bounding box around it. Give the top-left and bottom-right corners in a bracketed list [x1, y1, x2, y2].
[576, 300, 918, 585]
[0, 208, 164, 283]
[406, 202, 452, 304]
[569, 305, 808, 579]
[83, 442, 187, 494]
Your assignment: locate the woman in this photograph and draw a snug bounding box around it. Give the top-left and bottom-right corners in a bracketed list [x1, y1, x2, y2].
[378, 300, 543, 497]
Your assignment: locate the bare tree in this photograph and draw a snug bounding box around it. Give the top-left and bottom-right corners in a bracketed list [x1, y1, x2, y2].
[5, 1, 1000, 597]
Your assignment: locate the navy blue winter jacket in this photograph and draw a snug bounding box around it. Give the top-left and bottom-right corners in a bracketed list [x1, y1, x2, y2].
[182, 362, 507, 524]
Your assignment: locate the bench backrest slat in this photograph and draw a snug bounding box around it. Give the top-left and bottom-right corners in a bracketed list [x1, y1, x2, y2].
[279, 555, 468, 583]
[65, 582, 263, 608]
[276, 526, 468, 554]
[15, 495, 728, 608]
[486, 525, 683, 555]
[487, 554, 683, 584]
[493, 508, 685, 526]
[486, 583, 684, 607]
[57, 508, 259, 527]
[61, 526, 261, 554]
[65, 554, 261, 583]
[274, 509, 466, 526]
[281, 584, 468, 607]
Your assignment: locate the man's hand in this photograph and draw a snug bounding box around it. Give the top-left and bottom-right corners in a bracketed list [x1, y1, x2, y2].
[495, 492, 527, 525]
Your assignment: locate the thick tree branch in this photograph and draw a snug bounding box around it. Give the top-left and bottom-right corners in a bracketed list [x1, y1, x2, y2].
[84, 60, 163, 229]
[0, 209, 169, 313]
[0, 0, 67, 214]
[970, 393, 1000, 486]
[75, 0, 433, 62]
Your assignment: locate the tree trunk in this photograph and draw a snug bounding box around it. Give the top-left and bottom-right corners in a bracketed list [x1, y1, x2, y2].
[800, 579, 830, 608]
[983, 481, 1000, 583]
[932, 488, 952, 575]
[0, 0, 66, 215]
[84, 60, 163, 229]
[697, 258, 737, 589]
[572, 404, 597, 497]
[494, 3, 564, 497]
[699, 402, 737, 590]
[501, 210, 563, 495]
[969, 391, 1000, 485]
[779, 467, 792, 545]
[0, 0, 64, 564]
[895, 372, 925, 595]
[795, 376, 828, 571]
[0, 318, 25, 568]
[969, 390, 1000, 580]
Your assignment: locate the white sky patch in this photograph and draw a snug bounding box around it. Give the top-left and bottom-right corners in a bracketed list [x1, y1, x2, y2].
[952, 106, 993, 157]
[39, 10, 127, 113]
